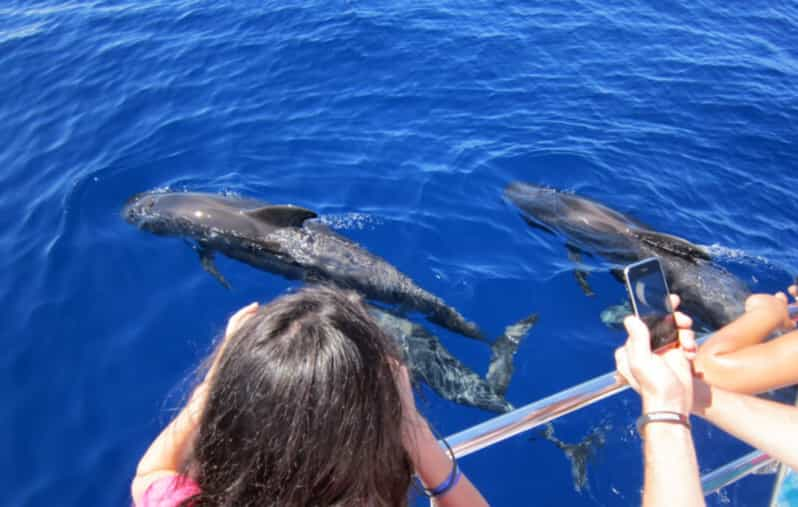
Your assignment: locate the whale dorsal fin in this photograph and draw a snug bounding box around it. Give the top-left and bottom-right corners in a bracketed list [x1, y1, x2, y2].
[634, 231, 711, 262]
[246, 205, 317, 228]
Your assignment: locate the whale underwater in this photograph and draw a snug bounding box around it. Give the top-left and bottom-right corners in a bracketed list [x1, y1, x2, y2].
[370, 307, 538, 413]
[123, 190, 540, 413]
[123, 190, 483, 340]
[505, 182, 750, 329]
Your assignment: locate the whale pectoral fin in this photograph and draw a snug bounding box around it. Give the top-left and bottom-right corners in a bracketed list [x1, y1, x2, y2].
[521, 215, 556, 235]
[634, 231, 711, 262]
[246, 205, 317, 228]
[574, 271, 595, 297]
[196, 245, 232, 289]
[486, 313, 538, 396]
[567, 246, 595, 297]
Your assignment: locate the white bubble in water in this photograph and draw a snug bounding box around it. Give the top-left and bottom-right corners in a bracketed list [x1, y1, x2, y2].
[320, 213, 381, 231]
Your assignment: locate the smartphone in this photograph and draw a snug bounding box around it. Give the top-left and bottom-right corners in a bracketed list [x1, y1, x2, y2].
[623, 257, 678, 351]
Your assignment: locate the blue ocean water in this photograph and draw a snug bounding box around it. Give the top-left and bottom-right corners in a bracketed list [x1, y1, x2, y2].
[2, 1, 797, 505]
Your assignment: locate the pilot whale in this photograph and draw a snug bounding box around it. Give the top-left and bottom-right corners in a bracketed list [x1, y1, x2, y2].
[504, 182, 749, 329]
[371, 307, 538, 413]
[123, 190, 483, 340]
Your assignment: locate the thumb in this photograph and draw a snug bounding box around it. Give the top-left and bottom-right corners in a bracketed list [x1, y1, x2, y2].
[624, 316, 653, 368]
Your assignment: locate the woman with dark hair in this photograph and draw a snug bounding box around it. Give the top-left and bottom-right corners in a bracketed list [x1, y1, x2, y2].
[131, 286, 488, 506]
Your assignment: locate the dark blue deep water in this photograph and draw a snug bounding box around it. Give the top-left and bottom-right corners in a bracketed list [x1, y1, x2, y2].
[2, 1, 798, 505]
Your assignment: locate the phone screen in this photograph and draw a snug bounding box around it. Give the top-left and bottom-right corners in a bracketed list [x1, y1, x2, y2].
[625, 258, 678, 351]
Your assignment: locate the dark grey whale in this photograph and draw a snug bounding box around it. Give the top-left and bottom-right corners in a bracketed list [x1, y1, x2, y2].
[505, 182, 749, 329]
[123, 190, 484, 340]
[370, 307, 538, 413]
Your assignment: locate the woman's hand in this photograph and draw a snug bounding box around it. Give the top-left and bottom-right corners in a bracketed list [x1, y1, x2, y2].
[205, 302, 259, 383]
[225, 302, 259, 337]
[615, 295, 696, 414]
[745, 293, 795, 333]
[395, 364, 428, 448]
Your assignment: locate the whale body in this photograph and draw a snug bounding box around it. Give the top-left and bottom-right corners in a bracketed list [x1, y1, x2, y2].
[123, 190, 484, 340]
[505, 182, 749, 329]
[370, 307, 537, 413]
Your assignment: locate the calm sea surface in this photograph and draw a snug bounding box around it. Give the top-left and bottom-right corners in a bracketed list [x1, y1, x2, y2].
[2, 1, 797, 505]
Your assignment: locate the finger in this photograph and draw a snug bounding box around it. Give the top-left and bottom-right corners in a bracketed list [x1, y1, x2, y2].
[226, 302, 259, 336]
[232, 301, 259, 319]
[614, 347, 626, 377]
[662, 347, 692, 385]
[228, 304, 258, 330]
[624, 316, 653, 367]
[678, 329, 697, 359]
[614, 347, 639, 392]
[775, 292, 788, 304]
[669, 294, 681, 311]
[789, 285, 797, 300]
[674, 311, 693, 330]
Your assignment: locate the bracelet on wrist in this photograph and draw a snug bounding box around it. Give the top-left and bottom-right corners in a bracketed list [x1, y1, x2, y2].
[426, 461, 462, 497]
[416, 436, 462, 498]
[636, 411, 691, 436]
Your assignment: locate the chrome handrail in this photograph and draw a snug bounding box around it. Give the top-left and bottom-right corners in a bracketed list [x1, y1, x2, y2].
[448, 367, 623, 458]
[448, 303, 798, 458]
[443, 304, 798, 495]
[701, 450, 774, 494]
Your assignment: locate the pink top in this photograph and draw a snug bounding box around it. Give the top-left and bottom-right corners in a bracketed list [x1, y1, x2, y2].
[137, 475, 201, 507]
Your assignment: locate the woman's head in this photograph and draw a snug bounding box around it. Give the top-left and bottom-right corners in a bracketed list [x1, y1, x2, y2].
[186, 286, 413, 506]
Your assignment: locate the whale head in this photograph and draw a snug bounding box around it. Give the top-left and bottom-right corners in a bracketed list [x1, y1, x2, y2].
[504, 182, 646, 258]
[123, 191, 318, 241]
[504, 182, 565, 230]
[122, 191, 233, 237]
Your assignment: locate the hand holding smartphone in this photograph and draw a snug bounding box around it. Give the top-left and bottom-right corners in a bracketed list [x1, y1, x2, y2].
[623, 257, 678, 351]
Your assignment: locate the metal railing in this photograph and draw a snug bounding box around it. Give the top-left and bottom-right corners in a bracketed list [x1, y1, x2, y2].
[701, 450, 774, 495]
[442, 303, 798, 498]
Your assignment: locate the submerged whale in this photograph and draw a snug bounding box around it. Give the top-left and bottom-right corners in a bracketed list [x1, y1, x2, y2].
[504, 182, 749, 329]
[123, 190, 484, 340]
[371, 307, 538, 413]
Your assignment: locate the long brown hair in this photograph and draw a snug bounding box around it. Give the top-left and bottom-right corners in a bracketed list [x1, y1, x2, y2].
[183, 286, 413, 506]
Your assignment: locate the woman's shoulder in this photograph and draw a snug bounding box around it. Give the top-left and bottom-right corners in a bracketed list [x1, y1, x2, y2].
[135, 474, 200, 507]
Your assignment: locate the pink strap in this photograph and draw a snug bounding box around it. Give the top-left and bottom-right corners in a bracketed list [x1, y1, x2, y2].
[138, 475, 200, 507]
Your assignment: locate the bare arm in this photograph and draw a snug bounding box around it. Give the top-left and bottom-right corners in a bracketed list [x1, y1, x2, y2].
[642, 424, 703, 507]
[131, 384, 208, 503]
[615, 301, 705, 507]
[131, 303, 258, 504]
[693, 382, 798, 470]
[694, 293, 797, 394]
[398, 366, 488, 507]
[405, 417, 489, 507]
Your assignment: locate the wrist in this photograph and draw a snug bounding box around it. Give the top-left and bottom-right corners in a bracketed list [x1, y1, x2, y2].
[642, 396, 689, 415]
[409, 429, 456, 494]
[641, 417, 693, 443]
[637, 411, 691, 437]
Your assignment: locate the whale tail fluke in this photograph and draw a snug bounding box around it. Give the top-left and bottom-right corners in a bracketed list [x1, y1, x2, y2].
[486, 313, 539, 396]
[538, 422, 608, 493]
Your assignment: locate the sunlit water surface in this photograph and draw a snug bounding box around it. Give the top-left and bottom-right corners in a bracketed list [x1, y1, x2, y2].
[1, 1, 797, 505]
